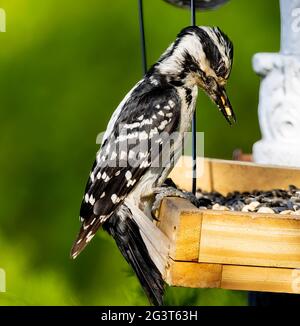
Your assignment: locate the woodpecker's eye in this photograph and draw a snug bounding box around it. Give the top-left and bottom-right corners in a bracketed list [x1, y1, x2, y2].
[189, 62, 198, 73]
[217, 63, 227, 77]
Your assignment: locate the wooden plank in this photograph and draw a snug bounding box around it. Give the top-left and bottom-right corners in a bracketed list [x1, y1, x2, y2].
[199, 209, 300, 269]
[166, 261, 222, 289]
[166, 261, 300, 294]
[158, 197, 201, 261]
[221, 265, 300, 294]
[169, 157, 212, 192]
[170, 157, 300, 194]
[210, 159, 300, 194]
[158, 198, 300, 269]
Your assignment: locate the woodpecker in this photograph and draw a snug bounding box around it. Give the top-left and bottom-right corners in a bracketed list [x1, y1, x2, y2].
[71, 26, 234, 305]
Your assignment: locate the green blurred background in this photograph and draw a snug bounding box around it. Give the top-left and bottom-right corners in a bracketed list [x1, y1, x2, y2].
[0, 0, 279, 305]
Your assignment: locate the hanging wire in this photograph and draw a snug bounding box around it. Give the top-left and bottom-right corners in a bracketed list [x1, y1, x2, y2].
[191, 0, 197, 194]
[138, 0, 197, 193]
[138, 0, 147, 74]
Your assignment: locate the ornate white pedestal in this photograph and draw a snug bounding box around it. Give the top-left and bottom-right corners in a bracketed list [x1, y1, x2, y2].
[253, 0, 300, 167]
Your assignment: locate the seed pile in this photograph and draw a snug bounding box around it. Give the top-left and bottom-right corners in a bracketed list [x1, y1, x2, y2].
[195, 185, 300, 215]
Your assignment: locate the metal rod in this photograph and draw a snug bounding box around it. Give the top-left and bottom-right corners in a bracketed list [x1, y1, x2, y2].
[191, 0, 197, 194]
[138, 0, 147, 74]
[191, 0, 196, 25]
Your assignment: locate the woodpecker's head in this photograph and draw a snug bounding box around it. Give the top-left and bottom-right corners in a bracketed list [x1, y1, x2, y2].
[157, 26, 235, 125]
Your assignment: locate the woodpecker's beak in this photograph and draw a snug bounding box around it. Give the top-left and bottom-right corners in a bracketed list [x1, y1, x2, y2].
[214, 87, 236, 126]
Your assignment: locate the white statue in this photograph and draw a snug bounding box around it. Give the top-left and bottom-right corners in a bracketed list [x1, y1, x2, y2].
[253, 0, 300, 166]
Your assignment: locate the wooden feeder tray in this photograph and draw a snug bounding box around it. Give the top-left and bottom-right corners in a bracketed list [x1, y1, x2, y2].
[157, 157, 300, 294]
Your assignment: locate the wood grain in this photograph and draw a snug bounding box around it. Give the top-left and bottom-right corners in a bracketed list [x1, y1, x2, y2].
[199, 209, 300, 269]
[158, 197, 200, 261]
[221, 265, 300, 294]
[166, 261, 222, 289]
[166, 261, 300, 294]
[169, 157, 212, 192]
[170, 156, 300, 194]
[159, 198, 300, 269]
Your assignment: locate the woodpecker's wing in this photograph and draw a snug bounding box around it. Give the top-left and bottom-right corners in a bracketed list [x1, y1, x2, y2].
[71, 80, 181, 258]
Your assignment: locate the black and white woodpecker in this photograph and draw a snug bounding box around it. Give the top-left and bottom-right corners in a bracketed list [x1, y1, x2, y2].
[71, 26, 235, 305]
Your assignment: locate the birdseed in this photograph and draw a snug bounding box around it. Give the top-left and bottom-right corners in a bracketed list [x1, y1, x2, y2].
[193, 185, 300, 214]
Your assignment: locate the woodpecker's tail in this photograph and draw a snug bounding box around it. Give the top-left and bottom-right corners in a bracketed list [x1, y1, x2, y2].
[103, 204, 165, 306]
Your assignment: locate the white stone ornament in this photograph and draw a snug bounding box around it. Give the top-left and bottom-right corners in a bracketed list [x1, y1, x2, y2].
[253, 0, 300, 167]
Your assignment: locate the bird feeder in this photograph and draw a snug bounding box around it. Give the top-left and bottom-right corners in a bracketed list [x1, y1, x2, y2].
[156, 157, 300, 294]
[136, 0, 300, 297]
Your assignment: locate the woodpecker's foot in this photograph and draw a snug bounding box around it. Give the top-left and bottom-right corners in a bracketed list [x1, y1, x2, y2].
[151, 186, 198, 219]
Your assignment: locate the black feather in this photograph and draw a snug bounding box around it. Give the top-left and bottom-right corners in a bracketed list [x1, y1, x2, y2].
[103, 207, 165, 306]
[72, 78, 181, 257]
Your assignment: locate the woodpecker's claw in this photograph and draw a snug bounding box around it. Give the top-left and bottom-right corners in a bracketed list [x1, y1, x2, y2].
[151, 186, 198, 219]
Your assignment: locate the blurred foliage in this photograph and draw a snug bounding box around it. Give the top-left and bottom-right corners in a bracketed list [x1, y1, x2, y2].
[0, 0, 279, 305]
